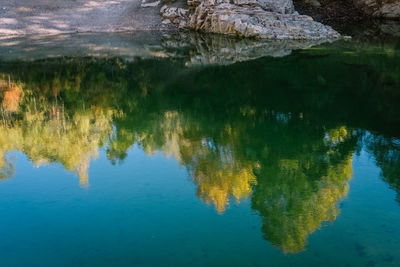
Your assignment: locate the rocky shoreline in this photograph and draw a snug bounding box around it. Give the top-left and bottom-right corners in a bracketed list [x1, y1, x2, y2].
[0, 0, 398, 40]
[160, 0, 341, 40]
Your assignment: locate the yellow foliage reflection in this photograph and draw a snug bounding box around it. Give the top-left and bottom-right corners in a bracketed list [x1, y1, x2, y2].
[0, 77, 115, 185]
[252, 127, 354, 253]
[0, 68, 358, 254]
[279, 157, 351, 253]
[134, 111, 259, 213]
[1, 79, 21, 112]
[194, 162, 258, 214]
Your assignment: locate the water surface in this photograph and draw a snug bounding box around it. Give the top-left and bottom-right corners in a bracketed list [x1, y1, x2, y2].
[0, 34, 399, 266]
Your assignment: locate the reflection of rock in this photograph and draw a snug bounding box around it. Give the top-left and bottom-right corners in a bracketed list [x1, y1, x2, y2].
[1, 29, 398, 66]
[161, 33, 334, 65]
[353, 0, 400, 19]
[0, 32, 334, 65]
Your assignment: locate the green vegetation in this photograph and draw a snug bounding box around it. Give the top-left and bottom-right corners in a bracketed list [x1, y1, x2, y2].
[0, 41, 399, 251]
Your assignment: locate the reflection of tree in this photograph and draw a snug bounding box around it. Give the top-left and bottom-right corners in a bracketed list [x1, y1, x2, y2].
[365, 134, 400, 202]
[253, 154, 353, 253]
[247, 119, 357, 253]
[0, 78, 21, 112]
[110, 90, 357, 253]
[0, 70, 116, 185]
[0, 104, 114, 185]
[180, 135, 259, 214]
[0, 154, 15, 181]
[113, 109, 260, 214]
[0, 49, 399, 253]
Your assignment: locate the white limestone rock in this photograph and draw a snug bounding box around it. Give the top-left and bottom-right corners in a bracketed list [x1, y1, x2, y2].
[187, 3, 340, 40]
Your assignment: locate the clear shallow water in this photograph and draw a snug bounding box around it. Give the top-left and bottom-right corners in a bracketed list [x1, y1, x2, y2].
[0, 36, 399, 266]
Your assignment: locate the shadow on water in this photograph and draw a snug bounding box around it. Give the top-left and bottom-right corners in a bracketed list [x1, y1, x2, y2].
[0, 32, 399, 253]
[0, 31, 344, 63]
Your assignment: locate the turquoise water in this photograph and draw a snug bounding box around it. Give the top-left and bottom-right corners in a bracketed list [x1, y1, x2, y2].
[0, 36, 399, 266]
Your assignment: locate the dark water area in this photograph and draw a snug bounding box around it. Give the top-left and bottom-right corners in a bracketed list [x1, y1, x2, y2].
[0, 33, 399, 266]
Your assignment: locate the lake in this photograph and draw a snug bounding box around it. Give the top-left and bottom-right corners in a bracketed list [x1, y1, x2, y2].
[0, 32, 399, 266]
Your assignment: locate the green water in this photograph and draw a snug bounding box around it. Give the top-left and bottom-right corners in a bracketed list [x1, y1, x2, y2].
[0, 36, 399, 266]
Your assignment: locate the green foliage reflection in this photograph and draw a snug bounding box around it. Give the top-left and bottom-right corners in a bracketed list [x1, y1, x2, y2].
[0, 44, 399, 252]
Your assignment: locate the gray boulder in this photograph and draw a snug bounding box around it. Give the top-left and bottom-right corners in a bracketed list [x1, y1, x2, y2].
[187, 3, 340, 40]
